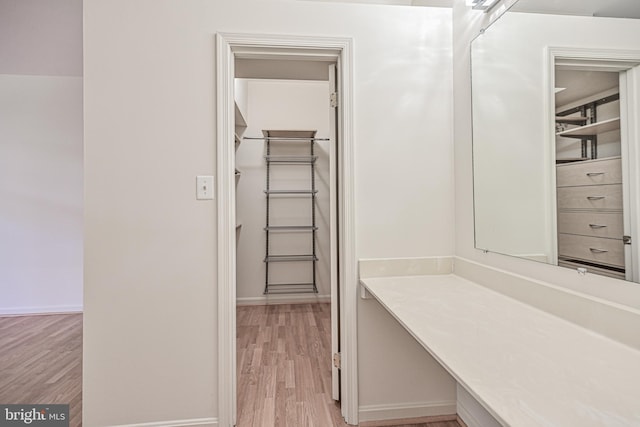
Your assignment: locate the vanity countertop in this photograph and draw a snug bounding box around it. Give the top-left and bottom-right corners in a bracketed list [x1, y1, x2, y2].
[360, 274, 640, 427]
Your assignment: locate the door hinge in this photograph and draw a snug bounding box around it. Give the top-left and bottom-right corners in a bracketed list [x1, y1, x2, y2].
[330, 92, 338, 108]
[624, 235, 632, 245]
[333, 352, 341, 369]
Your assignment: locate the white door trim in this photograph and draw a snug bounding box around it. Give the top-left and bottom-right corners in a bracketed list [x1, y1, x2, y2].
[545, 46, 640, 274]
[215, 32, 358, 427]
[620, 65, 640, 282]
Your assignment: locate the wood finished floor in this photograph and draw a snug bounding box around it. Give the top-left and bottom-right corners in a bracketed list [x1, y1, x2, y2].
[237, 303, 461, 427]
[0, 313, 82, 427]
[0, 306, 460, 427]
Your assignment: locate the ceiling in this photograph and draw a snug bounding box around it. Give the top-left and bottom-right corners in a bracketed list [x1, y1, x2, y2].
[511, 0, 640, 19]
[235, 58, 334, 81]
[555, 69, 618, 107]
[298, 0, 452, 7]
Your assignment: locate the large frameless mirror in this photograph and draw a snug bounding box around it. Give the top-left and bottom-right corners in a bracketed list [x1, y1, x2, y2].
[472, 0, 640, 282]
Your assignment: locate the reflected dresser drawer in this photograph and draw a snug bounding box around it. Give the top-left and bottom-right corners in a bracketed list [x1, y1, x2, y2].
[556, 157, 622, 187]
[557, 212, 624, 239]
[558, 234, 624, 268]
[556, 184, 623, 211]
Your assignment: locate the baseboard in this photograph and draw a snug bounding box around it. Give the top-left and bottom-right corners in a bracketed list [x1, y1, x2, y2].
[0, 305, 83, 317]
[111, 417, 217, 427]
[236, 294, 331, 306]
[358, 401, 456, 423]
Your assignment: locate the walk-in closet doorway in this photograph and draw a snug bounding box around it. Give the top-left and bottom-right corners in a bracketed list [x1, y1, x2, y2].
[216, 34, 357, 427]
[545, 48, 640, 282]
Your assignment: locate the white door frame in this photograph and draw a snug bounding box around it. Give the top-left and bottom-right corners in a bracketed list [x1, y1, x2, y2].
[620, 63, 640, 282]
[216, 32, 358, 427]
[545, 47, 640, 276]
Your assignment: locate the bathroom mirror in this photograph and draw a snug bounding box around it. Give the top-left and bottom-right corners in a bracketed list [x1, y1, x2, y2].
[472, 0, 640, 281]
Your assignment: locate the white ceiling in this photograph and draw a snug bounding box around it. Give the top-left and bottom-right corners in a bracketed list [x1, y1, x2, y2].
[235, 58, 334, 81]
[297, 0, 452, 7]
[555, 69, 618, 107]
[511, 0, 640, 19]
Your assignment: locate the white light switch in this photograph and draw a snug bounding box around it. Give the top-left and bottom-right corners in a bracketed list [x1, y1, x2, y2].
[196, 176, 214, 200]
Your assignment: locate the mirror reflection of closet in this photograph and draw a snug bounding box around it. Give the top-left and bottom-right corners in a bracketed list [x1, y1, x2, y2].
[470, 0, 640, 284]
[554, 66, 627, 279]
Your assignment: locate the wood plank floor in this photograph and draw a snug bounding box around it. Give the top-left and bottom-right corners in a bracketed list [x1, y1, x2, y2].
[237, 303, 461, 427]
[0, 305, 460, 427]
[0, 313, 82, 427]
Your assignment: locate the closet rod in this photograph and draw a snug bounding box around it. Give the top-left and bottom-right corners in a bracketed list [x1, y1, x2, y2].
[243, 136, 330, 141]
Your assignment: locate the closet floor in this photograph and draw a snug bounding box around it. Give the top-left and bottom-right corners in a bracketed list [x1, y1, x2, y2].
[236, 303, 462, 427]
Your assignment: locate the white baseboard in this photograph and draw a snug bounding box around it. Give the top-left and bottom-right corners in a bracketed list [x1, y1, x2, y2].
[236, 294, 331, 306]
[0, 305, 83, 317]
[358, 401, 456, 422]
[112, 417, 217, 427]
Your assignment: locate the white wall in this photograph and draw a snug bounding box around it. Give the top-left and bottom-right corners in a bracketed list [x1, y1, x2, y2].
[0, 0, 83, 315]
[234, 79, 249, 122]
[235, 79, 332, 301]
[83, 1, 455, 425]
[0, 0, 83, 77]
[0, 75, 83, 314]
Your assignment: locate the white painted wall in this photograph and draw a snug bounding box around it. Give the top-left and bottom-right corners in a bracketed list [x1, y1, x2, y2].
[83, 1, 455, 425]
[235, 79, 332, 301]
[234, 79, 249, 123]
[455, 0, 640, 313]
[0, 0, 83, 77]
[0, 0, 83, 315]
[0, 75, 83, 314]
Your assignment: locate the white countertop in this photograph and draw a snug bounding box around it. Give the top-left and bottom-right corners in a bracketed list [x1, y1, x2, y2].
[360, 274, 640, 427]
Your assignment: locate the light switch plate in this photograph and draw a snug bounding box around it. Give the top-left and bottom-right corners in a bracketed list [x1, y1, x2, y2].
[196, 176, 214, 200]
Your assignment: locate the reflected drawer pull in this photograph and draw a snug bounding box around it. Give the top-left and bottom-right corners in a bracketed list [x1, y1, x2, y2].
[587, 196, 605, 200]
[589, 224, 607, 229]
[586, 172, 605, 176]
[589, 248, 609, 253]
